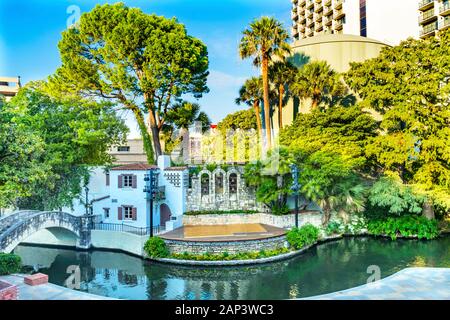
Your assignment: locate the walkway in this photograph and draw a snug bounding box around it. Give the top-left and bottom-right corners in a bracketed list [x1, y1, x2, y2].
[302, 268, 450, 300]
[0, 274, 114, 300]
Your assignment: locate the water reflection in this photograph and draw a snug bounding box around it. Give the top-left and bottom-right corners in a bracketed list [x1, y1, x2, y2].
[14, 236, 450, 300]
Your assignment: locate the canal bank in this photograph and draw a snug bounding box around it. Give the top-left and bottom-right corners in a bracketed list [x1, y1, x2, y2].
[12, 236, 450, 300]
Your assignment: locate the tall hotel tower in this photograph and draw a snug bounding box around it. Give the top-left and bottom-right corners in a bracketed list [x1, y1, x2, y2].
[418, 0, 450, 38]
[291, 0, 421, 45]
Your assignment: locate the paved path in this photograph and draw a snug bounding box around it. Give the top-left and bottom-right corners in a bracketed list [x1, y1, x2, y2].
[0, 274, 114, 300]
[302, 268, 450, 300]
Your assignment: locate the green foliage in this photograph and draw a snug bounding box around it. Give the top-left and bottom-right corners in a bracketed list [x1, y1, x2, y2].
[367, 176, 425, 218]
[367, 216, 439, 240]
[291, 61, 351, 110]
[144, 237, 169, 258]
[2, 84, 127, 210]
[217, 109, 257, 133]
[170, 247, 290, 261]
[184, 210, 258, 216]
[50, 3, 209, 162]
[286, 224, 320, 250]
[0, 253, 22, 275]
[243, 147, 293, 213]
[345, 29, 450, 213]
[325, 221, 343, 236]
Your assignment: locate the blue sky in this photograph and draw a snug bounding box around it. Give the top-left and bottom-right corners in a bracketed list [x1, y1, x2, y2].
[0, 0, 291, 136]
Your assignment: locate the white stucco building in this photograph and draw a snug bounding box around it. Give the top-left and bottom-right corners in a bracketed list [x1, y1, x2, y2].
[64, 156, 188, 232]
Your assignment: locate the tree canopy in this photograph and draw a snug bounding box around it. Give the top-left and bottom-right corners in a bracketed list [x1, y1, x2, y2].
[2, 84, 127, 210]
[49, 3, 209, 163]
[345, 29, 450, 215]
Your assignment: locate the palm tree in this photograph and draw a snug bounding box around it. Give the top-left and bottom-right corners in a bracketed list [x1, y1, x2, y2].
[291, 61, 347, 111]
[236, 77, 264, 137]
[239, 17, 291, 149]
[269, 60, 296, 129]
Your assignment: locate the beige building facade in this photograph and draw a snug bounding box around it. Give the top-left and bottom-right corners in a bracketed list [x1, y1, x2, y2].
[0, 76, 21, 102]
[109, 139, 148, 164]
[271, 34, 389, 130]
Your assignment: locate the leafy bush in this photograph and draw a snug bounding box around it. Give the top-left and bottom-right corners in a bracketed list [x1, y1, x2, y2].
[271, 204, 290, 216]
[170, 248, 290, 261]
[286, 224, 320, 249]
[184, 210, 258, 216]
[367, 216, 439, 240]
[0, 253, 22, 275]
[144, 237, 169, 258]
[325, 221, 342, 235]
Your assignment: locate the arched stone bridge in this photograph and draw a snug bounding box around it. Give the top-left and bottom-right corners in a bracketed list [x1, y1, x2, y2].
[0, 211, 96, 253]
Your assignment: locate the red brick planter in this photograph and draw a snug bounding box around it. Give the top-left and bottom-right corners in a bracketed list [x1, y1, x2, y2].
[24, 273, 48, 286]
[0, 280, 18, 300]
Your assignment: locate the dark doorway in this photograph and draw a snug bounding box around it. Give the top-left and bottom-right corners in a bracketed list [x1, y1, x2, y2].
[160, 204, 172, 228]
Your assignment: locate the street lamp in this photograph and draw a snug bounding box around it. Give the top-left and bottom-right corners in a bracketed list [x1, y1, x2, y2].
[84, 185, 90, 217]
[290, 164, 300, 228]
[144, 169, 159, 237]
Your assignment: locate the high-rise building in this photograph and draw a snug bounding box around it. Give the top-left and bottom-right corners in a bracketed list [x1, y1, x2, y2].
[291, 0, 420, 45]
[418, 0, 450, 39]
[0, 76, 21, 102]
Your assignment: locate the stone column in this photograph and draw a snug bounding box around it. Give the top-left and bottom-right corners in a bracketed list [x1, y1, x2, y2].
[76, 216, 92, 250]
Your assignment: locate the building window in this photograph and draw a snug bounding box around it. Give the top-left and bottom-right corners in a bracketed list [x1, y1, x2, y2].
[201, 174, 210, 196]
[215, 173, 224, 194]
[123, 175, 133, 188]
[117, 146, 130, 152]
[229, 173, 238, 194]
[103, 208, 110, 219]
[359, 0, 367, 37]
[106, 171, 110, 186]
[123, 206, 133, 220]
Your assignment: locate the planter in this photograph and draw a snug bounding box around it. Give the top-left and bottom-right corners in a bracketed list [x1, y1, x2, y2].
[0, 280, 18, 300]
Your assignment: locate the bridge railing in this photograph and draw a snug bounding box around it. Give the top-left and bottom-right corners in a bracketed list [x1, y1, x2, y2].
[92, 222, 164, 237]
[0, 211, 83, 252]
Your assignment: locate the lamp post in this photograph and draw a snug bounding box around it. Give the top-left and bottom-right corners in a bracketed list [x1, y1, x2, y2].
[144, 169, 159, 237]
[84, 185, 90, 217]
[290, 164, 300, 228]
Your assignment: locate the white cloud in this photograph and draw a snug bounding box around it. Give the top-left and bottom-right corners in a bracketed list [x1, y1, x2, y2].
[208, 69, 246, 90]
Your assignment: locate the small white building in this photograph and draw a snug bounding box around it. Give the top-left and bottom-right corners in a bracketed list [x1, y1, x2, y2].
[64, 156, 188, 233]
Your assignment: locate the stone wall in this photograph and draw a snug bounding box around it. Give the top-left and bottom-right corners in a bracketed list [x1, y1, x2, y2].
[183, 212, 323, 229]
[164, 235, 288, 255]
[186, 166, 265, 212]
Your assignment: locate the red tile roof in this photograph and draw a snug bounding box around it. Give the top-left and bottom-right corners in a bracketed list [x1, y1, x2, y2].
[111, 163, 157, 171]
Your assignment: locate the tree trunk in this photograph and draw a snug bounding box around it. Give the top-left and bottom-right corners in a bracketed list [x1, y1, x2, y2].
[261, 56, 272, 150]
[132, 108, 155, 164]
[422, 200, 435, 220]
[322, 199, 331, 226]
[148, 111, 163, 158]
[278, 84, 284, 129]
[253, 101, 263, 138]
[311, 97, 319, 110]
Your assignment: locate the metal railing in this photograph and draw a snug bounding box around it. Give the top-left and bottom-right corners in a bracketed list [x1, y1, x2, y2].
[92, 222, 164, 236]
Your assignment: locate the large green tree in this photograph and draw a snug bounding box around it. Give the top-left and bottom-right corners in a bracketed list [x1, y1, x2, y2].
[269, 60, 296, 129]
[236, 77, 264, 137]
[292, 61, 348, 111]
[8, 84, 127, 211]
[239, 17, 291, 149]
[49, 3, 209, 163]
[0, 99, 48, 210]
[280, 105, 378, 225]
[345, 29, 450, 218]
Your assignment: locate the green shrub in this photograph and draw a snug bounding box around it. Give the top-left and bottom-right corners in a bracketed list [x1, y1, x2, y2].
[325, 221, 342, 235]
[367, 215, 439, 240]
[0, 253, 22, 275]
[286, 224, 320, 250]
[271, 204, 290, 216]
[170, 247, 290, 261]
[144, 237, 169, 258]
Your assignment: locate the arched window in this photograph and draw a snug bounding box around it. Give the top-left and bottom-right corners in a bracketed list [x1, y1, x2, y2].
[215, 172, 224, 194]
[229, 173, 238, 194]
[201, 173, 210, 196]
